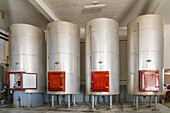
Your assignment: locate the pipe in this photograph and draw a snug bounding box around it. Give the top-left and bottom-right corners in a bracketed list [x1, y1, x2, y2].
[0, 32, 9, 38]
[0, 31, 9, 41]
[0, 35, 8, 41]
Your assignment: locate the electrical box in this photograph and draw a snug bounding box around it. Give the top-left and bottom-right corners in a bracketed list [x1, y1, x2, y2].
[48, 72, 65, 91]
[8, 72, 37, 90]
[91, 71, 109, 92]
[139, 70, 159, 92]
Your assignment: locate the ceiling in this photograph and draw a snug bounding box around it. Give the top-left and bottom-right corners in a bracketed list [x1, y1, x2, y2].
[0, 0, 49, 31]
[0, 0, 170, 32]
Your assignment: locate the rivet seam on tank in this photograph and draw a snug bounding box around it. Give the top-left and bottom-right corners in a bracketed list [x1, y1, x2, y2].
[98, 61, 103, 64]
[146, 59, 152, 63]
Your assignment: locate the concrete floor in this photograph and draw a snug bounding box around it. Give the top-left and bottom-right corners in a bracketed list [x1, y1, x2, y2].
[0, 103, 170, 113]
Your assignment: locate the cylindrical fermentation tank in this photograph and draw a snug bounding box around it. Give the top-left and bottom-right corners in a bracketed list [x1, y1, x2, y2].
[85, 18, 119, 96]
[0, 39, 5, 92]
[10, 24, 45, 93]
[0, 39, 5, 65]
[0, 65, 4, 98]
[47, 21, 80, 95]
[9, 24, 46, 107]
[127, 14, 164, 96]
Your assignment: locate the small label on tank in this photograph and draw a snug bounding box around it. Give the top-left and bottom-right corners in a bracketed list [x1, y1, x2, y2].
[54, 62, 59, 64]
[98, 61, 103, 64]
[146, 59, 152, 63]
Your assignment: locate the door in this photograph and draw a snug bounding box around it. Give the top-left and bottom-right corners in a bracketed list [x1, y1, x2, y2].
[91, 71, 109, 92]
[139, 70, 159, 92]
[48, 72, 65, 91]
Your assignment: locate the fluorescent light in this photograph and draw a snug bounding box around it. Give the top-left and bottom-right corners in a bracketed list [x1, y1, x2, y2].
[84, 4, 106, 9]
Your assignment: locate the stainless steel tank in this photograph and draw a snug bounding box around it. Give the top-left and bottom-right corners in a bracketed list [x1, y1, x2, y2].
[0, 39, 5, 95]
[0, 39, 5, 65]
[47, 21, 80, 95]
[85, 18, 119, 95]
[0, 65, 4, 97]
[127, 14, 164, 96]
[9, 24, 46, 93]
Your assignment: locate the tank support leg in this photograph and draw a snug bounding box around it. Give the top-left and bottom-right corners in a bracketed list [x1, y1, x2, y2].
[153, 96, 158, 111]
[92, 95, 94, 109]
[103, 96, 105, 103]
[68, 94, 70, 108]
[149, 96, 152, 107]
[73, 94, 76, 106]
[58, 95, 61, 105]
[95, 96, 97, 106]
[52, 95, 54, 107]
[135, 95, 138, 110]
[133, 95, 136, 106]
[29, 93, 32, 107]
[115, 95, 119, 103]
[110, 95, 112, 109]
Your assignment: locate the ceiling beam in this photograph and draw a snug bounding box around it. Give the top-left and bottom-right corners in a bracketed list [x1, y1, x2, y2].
[120, 0, 148, 27]
[28, 0, 60, 21]
[28, 0, 87, 38]
[142, 0, 162, 14]
[120, 0, 162, 27]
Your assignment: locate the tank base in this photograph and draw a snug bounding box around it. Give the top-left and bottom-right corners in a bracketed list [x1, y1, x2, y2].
[13, 91, 44, 107]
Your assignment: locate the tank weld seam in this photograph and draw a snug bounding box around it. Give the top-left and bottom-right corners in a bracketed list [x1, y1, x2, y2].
[128, 50, 163, 54]
[50, 52, 79, 56]
[48, 31, 79, 36]
[86, 51, 118, 55]
[10, 54, 45, 59]
[128, 27, 163, 33]
[10, 34, 44, 40]
[86, 29, 118, 34]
